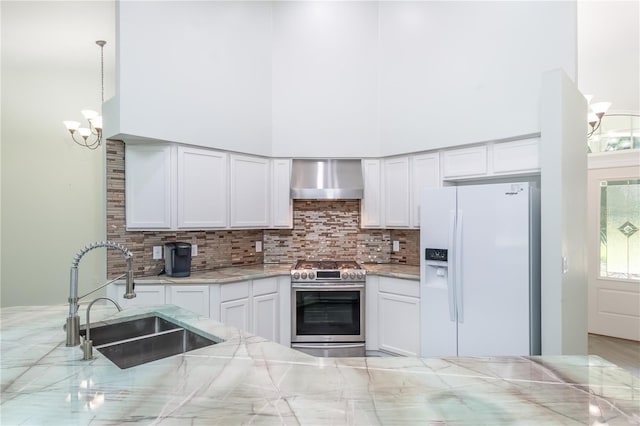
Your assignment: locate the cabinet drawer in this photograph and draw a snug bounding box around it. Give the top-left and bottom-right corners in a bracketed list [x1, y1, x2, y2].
[220, 281, 250, 302]
[252, 277, 278, 296]
[379, 277, 419, 298]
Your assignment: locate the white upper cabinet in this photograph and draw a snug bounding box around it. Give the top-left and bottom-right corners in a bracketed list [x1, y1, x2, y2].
[411, 153, 440, 227]
[271, 159, 292, 228]
[442, 145, 488, 179]
[230, 154, 270, 228]
[125, 144, 174, 229]
[492, 138, 540, 174]
[177, 147, 228, 228]
[383, 156, 411, 228]
[361, 159, 383, 228]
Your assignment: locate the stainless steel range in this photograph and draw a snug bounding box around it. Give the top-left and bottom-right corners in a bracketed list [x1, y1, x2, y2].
[291, 260, 366, 357]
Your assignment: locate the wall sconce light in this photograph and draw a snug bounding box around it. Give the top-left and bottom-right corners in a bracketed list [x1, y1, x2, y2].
[63, 40, 106, 150]
[585, 94, 612, 139]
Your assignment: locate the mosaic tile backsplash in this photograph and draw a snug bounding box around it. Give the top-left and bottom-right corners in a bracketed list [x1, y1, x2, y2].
[106, 140, 419, 277]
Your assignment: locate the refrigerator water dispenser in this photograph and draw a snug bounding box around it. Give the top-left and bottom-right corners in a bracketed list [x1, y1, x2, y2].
[424, 248, 449, 286]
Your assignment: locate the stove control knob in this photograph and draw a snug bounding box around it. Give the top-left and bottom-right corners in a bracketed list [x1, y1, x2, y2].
[293, 272, 300, 280]
[349, 272, 356, 279]
[309, 272, 315, 280]
[356, 272, 363, 280]
[342, 272, 348, 280]
[301, 272, 308, 280]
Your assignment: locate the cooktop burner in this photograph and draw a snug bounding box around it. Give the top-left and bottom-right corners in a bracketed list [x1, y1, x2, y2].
[291, 260, 365, 282]
[294, 260, 361, 270]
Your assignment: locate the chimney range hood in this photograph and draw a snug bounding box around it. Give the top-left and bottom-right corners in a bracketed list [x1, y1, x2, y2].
[290, 159, 364, 199]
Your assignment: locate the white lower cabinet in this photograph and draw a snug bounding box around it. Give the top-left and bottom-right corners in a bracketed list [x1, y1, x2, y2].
[166, 285, 210, 318]
[107, 284, 166, 308]
[252, 278, 279, 342]
[367, 276, 420, 357]
[216, 278, 283, 344]
[219, 281, 251, 332]
[109, 277, 288, 344]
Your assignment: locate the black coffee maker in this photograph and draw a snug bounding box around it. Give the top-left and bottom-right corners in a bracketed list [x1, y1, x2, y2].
[164, 242, 192, 277]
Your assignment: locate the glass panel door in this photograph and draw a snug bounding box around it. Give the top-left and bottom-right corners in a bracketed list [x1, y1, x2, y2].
[599, 179, 640, 280]
[295, 290, 361, 336]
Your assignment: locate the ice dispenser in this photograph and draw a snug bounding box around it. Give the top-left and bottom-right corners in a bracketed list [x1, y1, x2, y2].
[164, 242, 192, 277]
[424, 248, 448, 285]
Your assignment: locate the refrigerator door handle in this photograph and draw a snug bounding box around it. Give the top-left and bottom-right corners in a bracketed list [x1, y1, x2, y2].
[447, 210, 457, 322]
[456, 211, 464, 323]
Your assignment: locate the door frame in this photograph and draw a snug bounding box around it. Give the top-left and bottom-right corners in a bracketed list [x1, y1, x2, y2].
[587, 151, 640, 341]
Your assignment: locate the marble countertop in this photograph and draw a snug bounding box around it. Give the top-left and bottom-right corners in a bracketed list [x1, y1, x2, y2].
[133, 263, 419, 284]
[2, 304, 638, 425]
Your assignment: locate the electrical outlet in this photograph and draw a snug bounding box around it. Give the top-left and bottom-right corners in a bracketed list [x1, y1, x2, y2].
[392, 241, 400, 252]
[256, 241, 262, 252]
[191, 244, 198, 257]
[153, 246, 163, 260]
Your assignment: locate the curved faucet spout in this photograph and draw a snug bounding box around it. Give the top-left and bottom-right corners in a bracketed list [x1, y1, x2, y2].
[81, 297, 122, 360]
[66, 241, 136, 347]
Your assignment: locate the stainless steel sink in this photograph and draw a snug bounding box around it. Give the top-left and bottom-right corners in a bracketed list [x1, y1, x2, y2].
[79, 315, 219, 369]
[79, 315, 180, 346]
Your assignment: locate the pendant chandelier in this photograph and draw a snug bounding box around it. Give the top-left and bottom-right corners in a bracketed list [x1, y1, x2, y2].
[585, 94, 612, 139]
[63, 40, 106, 150]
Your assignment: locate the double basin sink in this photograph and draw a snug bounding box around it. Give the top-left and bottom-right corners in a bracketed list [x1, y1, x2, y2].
[79, 315, 220, 369]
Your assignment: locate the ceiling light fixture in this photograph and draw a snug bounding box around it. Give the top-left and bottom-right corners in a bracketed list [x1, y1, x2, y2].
[63, 40, 106, 150]
[585, 94, 612, 139]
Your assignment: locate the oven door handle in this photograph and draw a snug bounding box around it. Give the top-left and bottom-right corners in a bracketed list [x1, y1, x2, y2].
[292, 343, 365, 349]
[291, 284, 365, 289]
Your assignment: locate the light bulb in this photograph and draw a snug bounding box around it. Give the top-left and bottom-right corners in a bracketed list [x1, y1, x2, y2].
[78, 128, 91, 138]
[590, 102, 611, 117]
[63, 121, 81, 131]
[81, 110, 99, 120]
[90, 116, 103, 130]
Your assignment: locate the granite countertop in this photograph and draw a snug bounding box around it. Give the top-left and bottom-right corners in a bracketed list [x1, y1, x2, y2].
[2, 304, 638, 425]
[134, 263, 420, 284]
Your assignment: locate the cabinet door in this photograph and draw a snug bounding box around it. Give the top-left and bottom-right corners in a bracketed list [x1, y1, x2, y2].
[167, 285, 210, 318]
[177, 146, 228, 228]
[378, 277, 420, 356]
[125, 144, 173, 229]
[230, 154, 270, 228]
[411, 153, 440, 227]
[361, 159, 382, 228]
[220, 299, 250, 332]
[442, 145, 487, 179]
[107, 284, 166, 308]
[252, 292, 279, 342]
[271, 159, 292, 228]
[220, 281, 251, 332]
[383, 156, 411, 227]
[378, 291, 420, 356]
[252, 277, 279, 341]
[492, 138, 540, 174]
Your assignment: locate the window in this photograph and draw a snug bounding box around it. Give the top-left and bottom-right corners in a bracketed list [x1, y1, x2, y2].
[599, 179, 640, 280]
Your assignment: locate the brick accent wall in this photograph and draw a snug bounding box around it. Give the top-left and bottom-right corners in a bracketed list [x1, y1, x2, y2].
[106, 140, 420, 278]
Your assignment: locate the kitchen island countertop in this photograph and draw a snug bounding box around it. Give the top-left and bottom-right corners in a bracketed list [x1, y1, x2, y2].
[1, 304, 638, 425]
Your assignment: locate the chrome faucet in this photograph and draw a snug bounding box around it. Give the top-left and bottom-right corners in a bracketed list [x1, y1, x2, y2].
[66, 241, 136, 346]
[81, 297, 122, 360]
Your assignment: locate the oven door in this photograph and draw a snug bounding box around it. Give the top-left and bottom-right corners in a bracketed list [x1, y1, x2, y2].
[291, 283, 365, 343]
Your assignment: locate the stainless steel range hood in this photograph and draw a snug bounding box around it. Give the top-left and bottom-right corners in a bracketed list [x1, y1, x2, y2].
[290, 159, 364, 199]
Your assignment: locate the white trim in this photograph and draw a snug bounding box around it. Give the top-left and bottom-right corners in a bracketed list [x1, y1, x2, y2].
[588, 150, 640, 170]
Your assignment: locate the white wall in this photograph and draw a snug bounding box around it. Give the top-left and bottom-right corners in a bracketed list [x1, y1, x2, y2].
[1, 1, 115, 307]
[578, 0, 640, 113]
[109, 1, 577, 158]
[113, 1, 273, 156]
[271, 1, 379, 158]
[378, 1, 577, 156]
[540, 69, 588, 355]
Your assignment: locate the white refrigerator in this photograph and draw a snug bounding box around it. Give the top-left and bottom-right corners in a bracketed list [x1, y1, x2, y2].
[420, 182, 541, 357]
